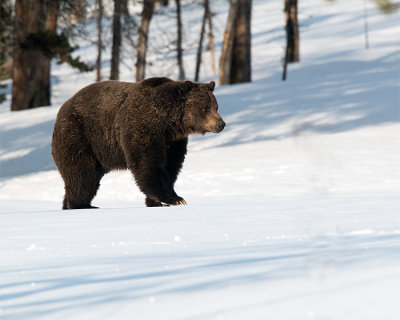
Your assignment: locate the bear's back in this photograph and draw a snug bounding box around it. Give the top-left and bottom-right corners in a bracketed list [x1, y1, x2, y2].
[71, 81, 137, 114]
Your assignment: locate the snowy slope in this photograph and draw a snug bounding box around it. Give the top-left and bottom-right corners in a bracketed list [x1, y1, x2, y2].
[1, 0, 400, 319]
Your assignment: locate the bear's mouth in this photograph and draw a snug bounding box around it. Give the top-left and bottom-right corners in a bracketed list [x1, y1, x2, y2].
[196, 130, 207, 136]
[188, 126, 207, 136]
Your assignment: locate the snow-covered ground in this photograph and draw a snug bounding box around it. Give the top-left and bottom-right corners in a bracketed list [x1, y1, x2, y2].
[1, 0, 399, 319]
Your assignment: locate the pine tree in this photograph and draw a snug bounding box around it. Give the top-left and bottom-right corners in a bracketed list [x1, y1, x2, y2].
[11, 0, 92, 111]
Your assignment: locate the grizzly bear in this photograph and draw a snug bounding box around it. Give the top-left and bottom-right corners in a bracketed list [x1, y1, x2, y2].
[51, 77, 225, 209]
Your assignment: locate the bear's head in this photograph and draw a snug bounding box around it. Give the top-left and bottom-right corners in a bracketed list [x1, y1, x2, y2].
[182, 80, 226, 136]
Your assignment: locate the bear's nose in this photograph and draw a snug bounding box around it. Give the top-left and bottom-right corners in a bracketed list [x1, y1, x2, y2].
[218, 121, 226, 131]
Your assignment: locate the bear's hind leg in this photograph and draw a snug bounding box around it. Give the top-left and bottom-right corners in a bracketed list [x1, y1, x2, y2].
[62, 160, 105, 210]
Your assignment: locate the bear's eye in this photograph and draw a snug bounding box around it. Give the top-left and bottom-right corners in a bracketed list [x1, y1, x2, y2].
[203, 106, 211, 113]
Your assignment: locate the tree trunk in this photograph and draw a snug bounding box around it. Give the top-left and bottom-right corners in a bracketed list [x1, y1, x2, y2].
[231, 0, 251, 83]
[194, 1, 207, 82]
[96, 0, 103, 82]
[136, 0, 155, 82]
[40, 1, 58, 106]
[363, 0, 369, 49]
[219, 0, 238, 85]
[175, 0, 185, 80]
[11, 0, 58, 111]
[0, 0, 14, 79]
[205, 0, 215, 77]
[110, 0, 122, 80]
[282, 38, 289, 81]
[284, 0, 299, 63]
[156, 0, 168, 6]
[218, 0, 251, 85]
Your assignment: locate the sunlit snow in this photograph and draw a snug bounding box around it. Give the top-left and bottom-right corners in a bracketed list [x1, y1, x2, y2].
[1, 0, 399, 319]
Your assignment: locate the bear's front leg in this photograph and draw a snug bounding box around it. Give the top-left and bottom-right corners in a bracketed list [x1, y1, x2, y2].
[145, 165, 187, 206]
[123, 138, 187, 207]
[129, 160, 186, 207]
[145, 197, 186, 207]
[141, 166, 187, 206]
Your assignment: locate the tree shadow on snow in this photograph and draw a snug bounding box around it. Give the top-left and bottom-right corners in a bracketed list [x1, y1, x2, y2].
[1, 51, 399, 178]
[194, 51, 399, 150]
[0, 119, 56, 178]
[1, 234, 399, 319]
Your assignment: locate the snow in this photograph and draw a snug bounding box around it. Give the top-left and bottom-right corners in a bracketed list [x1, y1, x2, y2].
[1, 198, 400, 319]
[1, 0, 400, 319]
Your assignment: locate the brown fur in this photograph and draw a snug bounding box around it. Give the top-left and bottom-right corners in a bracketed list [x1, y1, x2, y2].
[51, 77, 225, 209]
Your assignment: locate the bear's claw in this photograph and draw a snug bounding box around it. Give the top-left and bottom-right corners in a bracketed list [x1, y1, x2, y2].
[175, 199, 187, 205]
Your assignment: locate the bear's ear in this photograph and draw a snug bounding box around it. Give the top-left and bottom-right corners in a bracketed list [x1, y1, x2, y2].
[208, 81, 215, 92]
[183, 80, 195, 93]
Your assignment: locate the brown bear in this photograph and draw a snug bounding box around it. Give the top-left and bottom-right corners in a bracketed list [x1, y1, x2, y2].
[51, 77, 225, 209]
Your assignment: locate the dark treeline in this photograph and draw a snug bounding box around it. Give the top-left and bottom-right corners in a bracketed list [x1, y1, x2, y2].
[0, 0, 397, 111]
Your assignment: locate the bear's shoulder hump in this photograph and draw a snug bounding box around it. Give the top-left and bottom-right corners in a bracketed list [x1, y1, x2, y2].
[140, 77, 173, 88]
